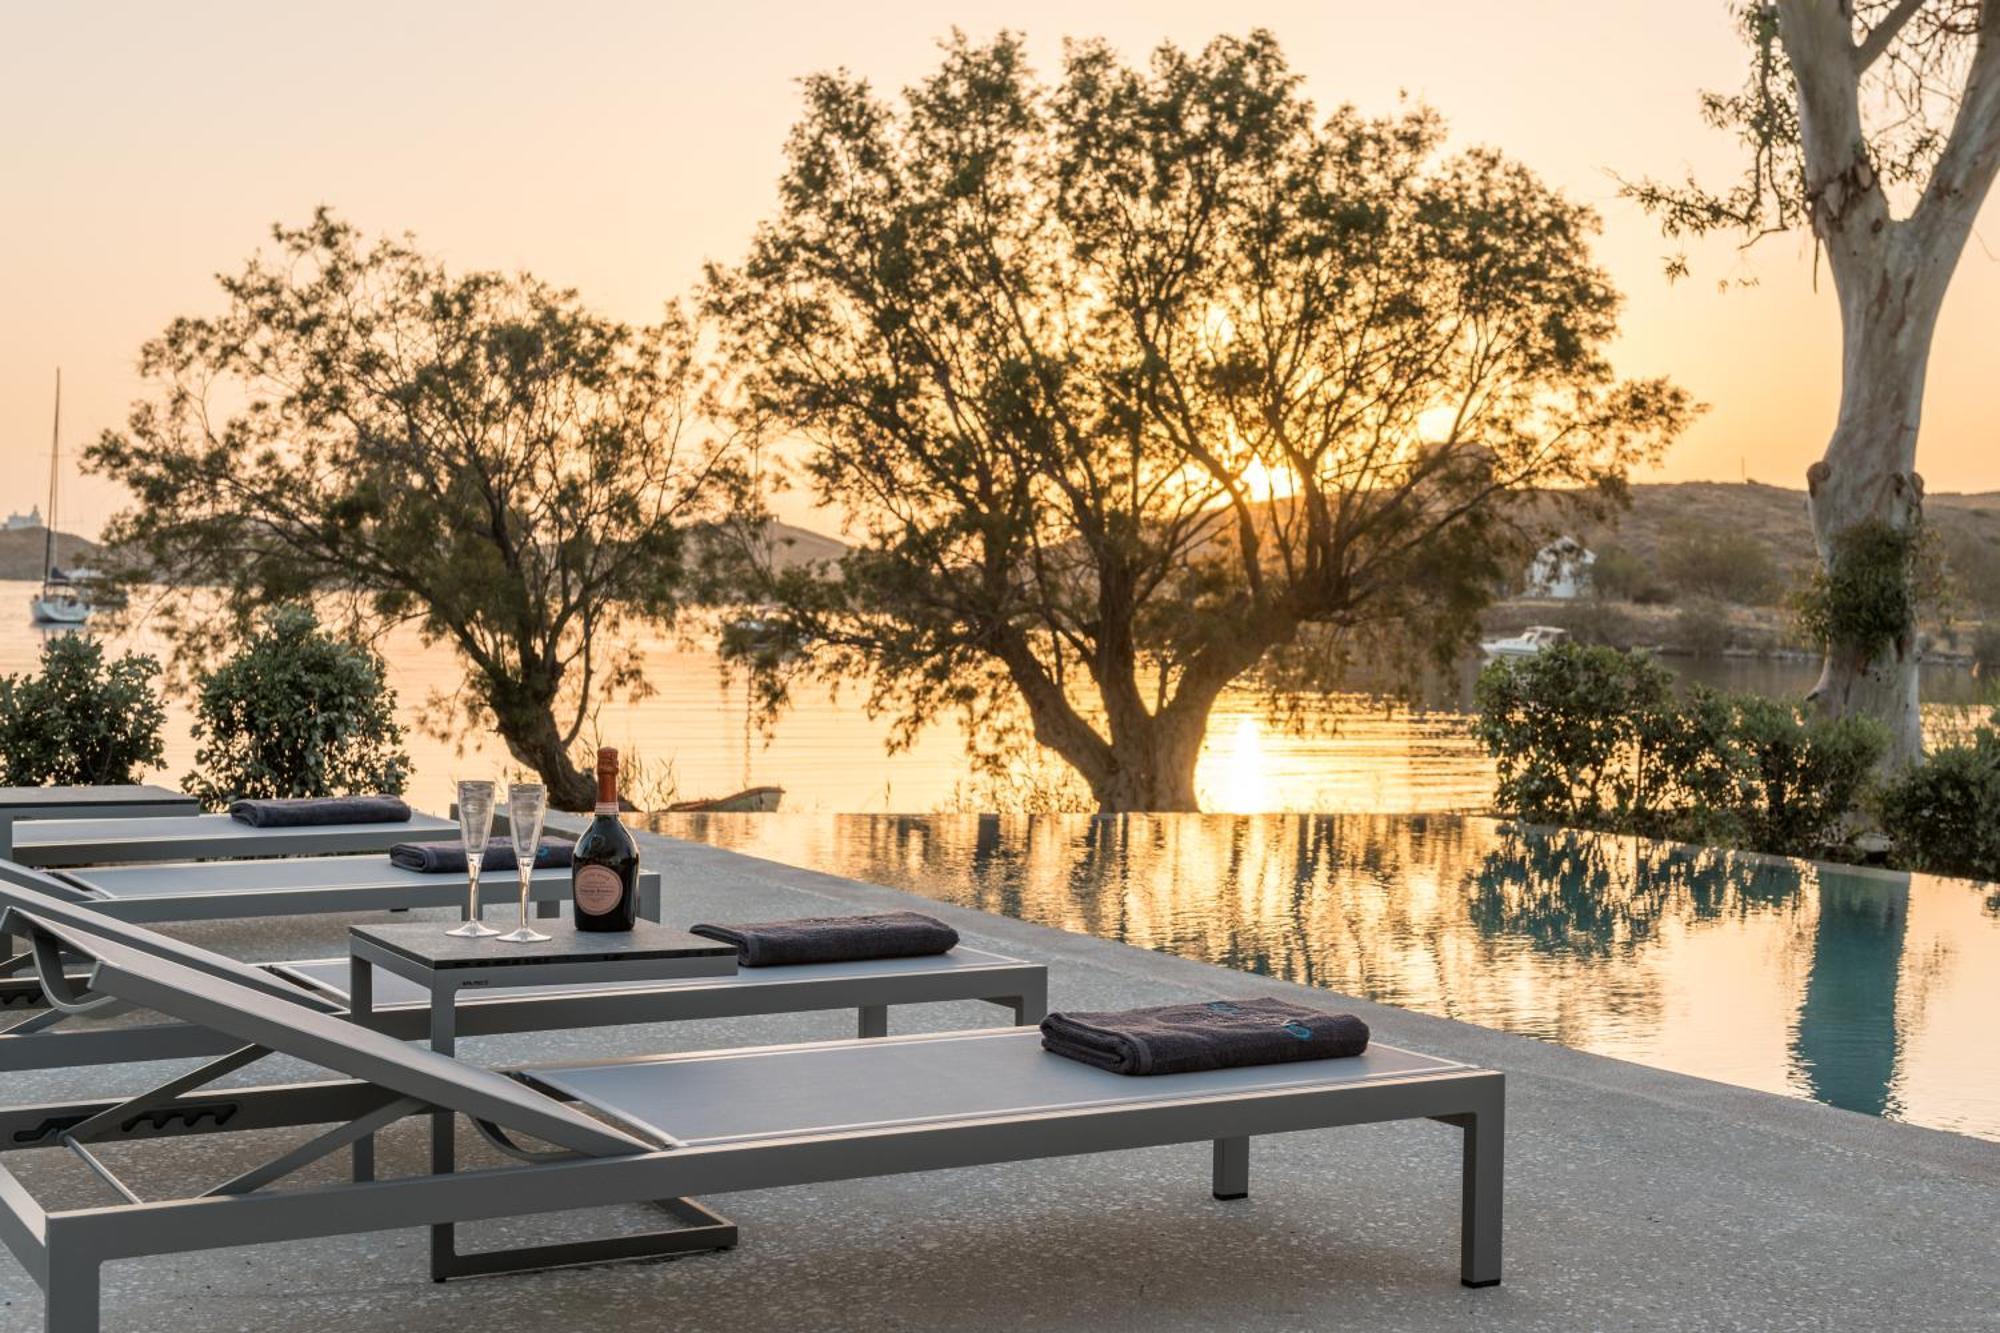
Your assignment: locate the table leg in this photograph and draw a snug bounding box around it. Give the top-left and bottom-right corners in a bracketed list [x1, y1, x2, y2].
[349, 956, 375, 1182]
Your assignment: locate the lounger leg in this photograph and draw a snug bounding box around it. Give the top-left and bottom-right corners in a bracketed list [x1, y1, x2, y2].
[1010, 973, 1049, 1025]
[44, 1247, 100, 1333]
[350, 956, 375, 1183]
[535, 897, 561, 920]
[857, 1004, 888, 1038]
[1458, 1094, 1504, 1288]
[1212, 1136, 1249, 1201]
[432, 1197, 738, 1280]
[429, 984, 459, 1281]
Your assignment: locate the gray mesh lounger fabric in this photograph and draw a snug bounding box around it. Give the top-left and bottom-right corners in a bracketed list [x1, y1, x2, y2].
[277, 945, 1036, 1008]
[0, 868, 343, 1012]
[62, 855, 573, 901]
[33, 853, 652, 925]
[529, 1028, 1470, 1146]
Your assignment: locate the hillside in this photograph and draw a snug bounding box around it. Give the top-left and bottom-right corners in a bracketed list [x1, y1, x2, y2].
[759, 519, 846, 569]
[0, 527, 98, 581]
[1538, 481, 2000, 605]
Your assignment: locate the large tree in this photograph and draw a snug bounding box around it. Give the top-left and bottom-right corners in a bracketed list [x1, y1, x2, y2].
[709, 31, 1691, 812]
[92, 211, 740, 810]
[1627, 1, 2000, 766]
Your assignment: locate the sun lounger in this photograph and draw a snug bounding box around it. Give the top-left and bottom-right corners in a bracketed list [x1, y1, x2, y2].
[3, 810, 460, 868]
[0, 786, 196, 830]
[0, 869, 1047, 1071]
[0, 908, 1502, 1332]
[8, 850, 623, 925]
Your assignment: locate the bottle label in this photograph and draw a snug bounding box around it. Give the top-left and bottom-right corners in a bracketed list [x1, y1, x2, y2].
[574, 864, 624, 915]
[594, 802, 618, 816]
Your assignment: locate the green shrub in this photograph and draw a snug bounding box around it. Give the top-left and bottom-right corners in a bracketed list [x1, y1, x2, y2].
[1939, 527, 2000, 616]
[1971, 622, 2000, 671]
[1792, 519, 1943, 652]
[0, 635, 166, 786]
[184, 605, 411, 808]
[1591, 544, 1673, 604]
[1543, 601, 1636, 648]
[1728, 697, 1885, 858]
[1674, 597, 1733, 657]
[1474, 642, 1730, 836]
[1476, 641, 1887, 858]
[1660, 523, 1782, 605]
[1877, 723, 2000, 881]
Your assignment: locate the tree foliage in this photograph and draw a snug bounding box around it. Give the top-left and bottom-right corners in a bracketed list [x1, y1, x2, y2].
[1476, 641, 1886, 857]
[711, 30, 1691, 811]
[1876, 713, 2000, 880]
[1625, 1, 2000, 267]
[90, 211, 741, 809]
[0, 635, 166, 787]
[184, 604, 411, 809]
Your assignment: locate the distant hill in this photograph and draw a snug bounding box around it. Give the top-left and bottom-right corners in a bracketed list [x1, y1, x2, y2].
[0, 526, 98, 581]
[1535, 481, 2000, 606]
[758, 520, 846, 570]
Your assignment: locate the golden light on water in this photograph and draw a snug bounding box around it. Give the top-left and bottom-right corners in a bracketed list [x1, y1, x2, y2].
[664, 810, 2000, 1142]
[1210, 713, 1275, 813]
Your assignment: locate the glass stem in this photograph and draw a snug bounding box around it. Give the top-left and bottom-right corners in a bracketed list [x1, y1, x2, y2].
[466, 858, 481, 923]
[519, 866, 533, 929]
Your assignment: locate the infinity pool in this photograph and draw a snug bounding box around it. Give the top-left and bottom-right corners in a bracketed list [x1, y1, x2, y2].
[657, 812, 2000, 1142]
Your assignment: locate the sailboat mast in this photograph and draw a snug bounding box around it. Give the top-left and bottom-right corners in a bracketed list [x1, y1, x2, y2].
[43, 369, 60, 581]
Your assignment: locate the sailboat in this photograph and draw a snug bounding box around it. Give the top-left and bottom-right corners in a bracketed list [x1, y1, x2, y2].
[29, 369, 91, 626]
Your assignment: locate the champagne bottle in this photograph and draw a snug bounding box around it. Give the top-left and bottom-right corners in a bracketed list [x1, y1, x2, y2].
[571, 747, 639, 931]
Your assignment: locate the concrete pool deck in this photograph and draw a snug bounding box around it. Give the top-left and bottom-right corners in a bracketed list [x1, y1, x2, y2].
[1, 828, 1995, 1332]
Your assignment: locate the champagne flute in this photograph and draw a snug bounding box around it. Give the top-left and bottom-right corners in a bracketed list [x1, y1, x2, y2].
[498, 782, 551, 943]
[446, 780, 501, 938]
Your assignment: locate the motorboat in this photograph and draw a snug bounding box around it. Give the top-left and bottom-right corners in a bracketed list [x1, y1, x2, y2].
[1478, 625, 1569, 658]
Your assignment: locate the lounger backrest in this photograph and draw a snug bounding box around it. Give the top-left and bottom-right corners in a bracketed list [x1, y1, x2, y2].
[10, 911, 651, 1159]
[0, 861, 344, 1014]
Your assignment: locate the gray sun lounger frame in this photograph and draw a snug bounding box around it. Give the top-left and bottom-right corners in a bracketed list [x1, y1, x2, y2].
[0, 910, 1502, 1333]
[4, 810, 460, 869]
[0, 788, 199, 858]
[0, 870, 1048, 1071]
[2, 851, 635, 926]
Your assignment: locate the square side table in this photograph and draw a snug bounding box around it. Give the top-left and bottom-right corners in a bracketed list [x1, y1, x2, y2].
[347, 919, 738, 1279]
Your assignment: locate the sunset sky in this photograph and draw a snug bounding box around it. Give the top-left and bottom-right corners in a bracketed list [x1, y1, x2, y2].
[4, 1, 1997, 540]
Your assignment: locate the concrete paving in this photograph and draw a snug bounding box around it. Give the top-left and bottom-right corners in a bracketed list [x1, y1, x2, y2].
[1, 829, 1995, 1332]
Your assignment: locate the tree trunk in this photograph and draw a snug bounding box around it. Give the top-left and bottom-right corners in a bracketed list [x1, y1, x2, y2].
[1090, 713, 1207, 813]
[1804, 236, 1944, 771]
[485, 691, 597, 811]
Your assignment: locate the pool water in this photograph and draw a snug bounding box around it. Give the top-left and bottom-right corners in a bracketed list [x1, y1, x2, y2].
[656, 812, 2000, 1142]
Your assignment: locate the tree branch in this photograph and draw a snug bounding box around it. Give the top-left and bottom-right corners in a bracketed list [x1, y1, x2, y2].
[1856, 0, 1933, 71]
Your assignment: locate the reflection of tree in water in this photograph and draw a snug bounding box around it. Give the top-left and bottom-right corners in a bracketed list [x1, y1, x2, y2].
[1466, 828, 1803, 959]
[1791, 870, 1908, 1119]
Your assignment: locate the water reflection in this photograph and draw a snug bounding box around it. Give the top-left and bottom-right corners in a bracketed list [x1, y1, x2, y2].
[659, 811, 2000, 1141]
[1794, 877, 1907, 1120]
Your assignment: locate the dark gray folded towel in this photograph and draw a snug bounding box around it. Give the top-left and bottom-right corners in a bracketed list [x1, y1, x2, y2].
[1040, 997, 1369, 1075]
[227, 795, 412, 828]
[388, 838, 574, 875]
[688, 911, 959, 967]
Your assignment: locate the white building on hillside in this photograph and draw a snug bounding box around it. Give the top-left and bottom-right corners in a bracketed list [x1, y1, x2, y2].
[1526, 535, 1595, 600]
[3, 507, 41, 531]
